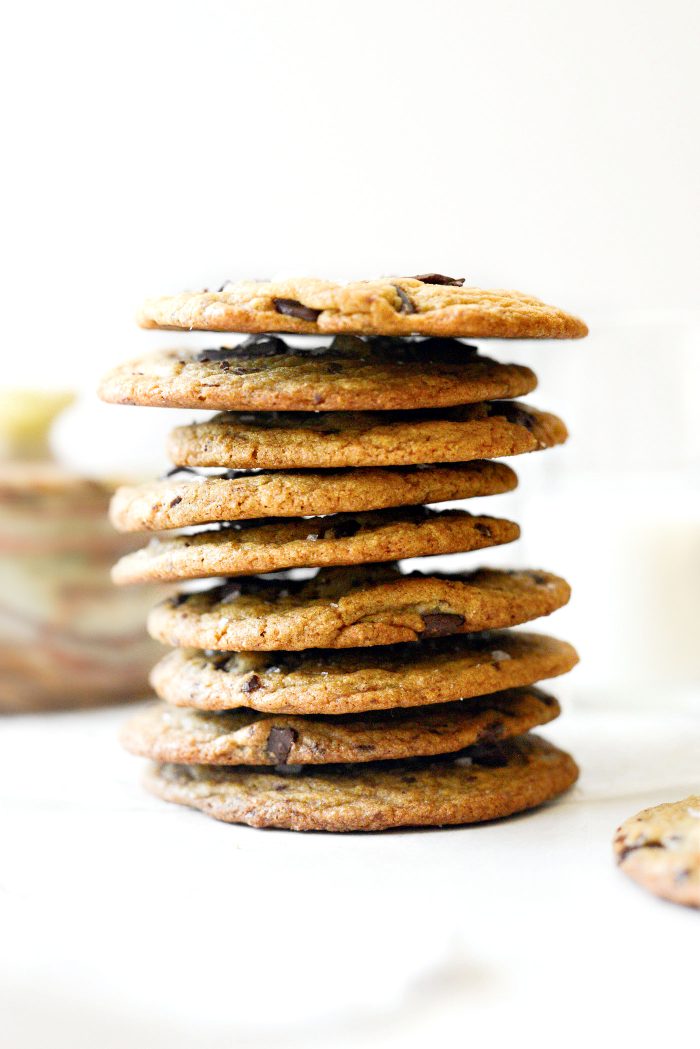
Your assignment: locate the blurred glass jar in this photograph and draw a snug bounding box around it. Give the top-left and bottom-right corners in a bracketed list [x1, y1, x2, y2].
[0, 391, 165, 713]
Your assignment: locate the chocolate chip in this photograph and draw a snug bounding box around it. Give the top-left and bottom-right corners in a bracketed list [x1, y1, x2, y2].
[272, 298, 322, 322]
[392, 284, 416, 314]
[419, 613, 465, 638]
[528, 572, 550, 586]
[266, 727, 298, 764]
[241, 673, 262, 693]
[169, 496, 183, 508]
[411, 274, 465, 286]
[474, 523, 492, 538]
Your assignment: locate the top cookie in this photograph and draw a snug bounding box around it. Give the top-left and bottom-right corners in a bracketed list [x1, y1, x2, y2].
[137, 277, 588, 339]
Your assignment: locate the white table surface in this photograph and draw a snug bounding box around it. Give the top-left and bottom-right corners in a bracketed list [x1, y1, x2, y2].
[1, 696, 698, 1049]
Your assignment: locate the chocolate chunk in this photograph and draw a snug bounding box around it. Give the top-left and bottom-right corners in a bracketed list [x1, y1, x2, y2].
[210, 654, 232, 671]
[241, 673, 262, 693]
[168, 496, 183, 508]
[330, 518, 361, 540]
[392, 284, 416, 315]
[419, 613, 465, 638]
[272, 298, 322, 322]
[162, 466, 198, 480]
[238, 335, 290, 356]
[617, 841, 665, 864]
[411, 274, 465, 286]
[195, 338, 288, 363]
[468, 743, 510, 768]
[493, 402, 536, 431]
[266, 727, 298, 764]
[474, 523, 492, 538]
[477, 720, 507, 744]
[194, 347, 243, 363]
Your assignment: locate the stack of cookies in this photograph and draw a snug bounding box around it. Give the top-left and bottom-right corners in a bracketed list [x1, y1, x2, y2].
[100, 275, 587, 832]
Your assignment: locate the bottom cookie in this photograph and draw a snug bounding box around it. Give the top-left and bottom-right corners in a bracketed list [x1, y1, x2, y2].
[613, 796, 700, 908]
[144, 733, 578, 832]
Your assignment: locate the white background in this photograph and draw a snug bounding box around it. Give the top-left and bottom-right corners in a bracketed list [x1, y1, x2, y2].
[1, 2, 699, 1046]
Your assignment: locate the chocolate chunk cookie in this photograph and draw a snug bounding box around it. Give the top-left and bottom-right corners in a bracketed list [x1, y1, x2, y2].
[98, 337, 537, 412]
[137, 277, 588, 339]
[168, 402, 567, 471]
[110, 461, 517, 533]
[112, 508, 520, 585]
[122, 687, 561, 765]
[613, 796, 700, 908]
[143, 733, 580, 831]
[147, 564, 571, 651]
[150, 631, 578, 714]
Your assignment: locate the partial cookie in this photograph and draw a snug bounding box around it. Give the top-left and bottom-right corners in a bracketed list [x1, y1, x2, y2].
[144, 733, 579, 831]
[113, 508, 519, 585]
[122, 687, 560, 766]
[151, 631, 578, 714]
[110, 461, 517, 533]
[137, 277, 588, 339]
[147, 564, 571, 651]
[168, 402, 567, 470]
[98, 337, 537, 412]
[613, 796, 700, 908]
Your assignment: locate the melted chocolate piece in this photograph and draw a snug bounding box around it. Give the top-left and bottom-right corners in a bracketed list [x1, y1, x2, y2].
[169, 496, 183, 508]
[617, 841, 665, 864]
[306, 517, 363, 542]
[162, 466, 198, 480]
[272, 298, 322, 322]
[266, 727, 297, 764]
[195, 338, 288, 362]
[210, 575, 305, 604]
[490, 402, 536, 431]
[331, 519, 362, 540]
[241, 673, 262, 693]
[474, 523, 492, 538]
[468, 743, 510, 768]
[419, 613, 465, 638]
[411, 274, 465, 286]
[392, 285, 416, 314]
